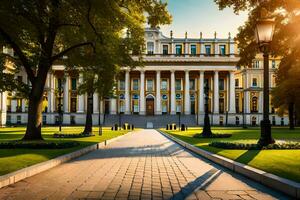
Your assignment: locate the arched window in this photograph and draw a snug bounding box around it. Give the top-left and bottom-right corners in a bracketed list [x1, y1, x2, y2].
[251, 97, 258, 113]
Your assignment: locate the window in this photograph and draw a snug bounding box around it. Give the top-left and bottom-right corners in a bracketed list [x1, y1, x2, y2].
[133, 79, 139, 90]
[190, 45, 196, 55]
[71, 78, 77, 91]
[119, 80, 125, 90]
[161, 79, 168, 91]
[119, 100, 125, 113]
[219, 79, 225, 91]
[175, 45, 182, 55]
[133, 98, 139, 113]
[252, 78, 257, 87]
[147, 79, 153, 91]
[272, 60, 276, 68]
[17, 115, 21, 124]
[205, 45, 211, 55]
[162, 100, 168, 113]
[147, 42, 154, 55]
[71, 98, 77, 112]
[253, 60, 259, 68]
[175, 79, 181, 90]
[163, 45, 168, 55]
[219, 45, 226, 55]
[189, 79, 195, 90]
[251, 97, 258, 113]
[235, 79, 239, 87]
[176, 101, 182, 113]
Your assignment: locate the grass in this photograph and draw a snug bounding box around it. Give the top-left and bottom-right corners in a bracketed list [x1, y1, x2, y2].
[161, 127, 300, 183]
[0, 126, 133, 175]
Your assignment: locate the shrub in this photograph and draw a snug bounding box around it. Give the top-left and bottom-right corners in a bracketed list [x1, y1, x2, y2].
[209, 141, 300, 150]
[193, 133, 232, 138]
[0, 141, 80, 149]
[53, 133, 95, 138]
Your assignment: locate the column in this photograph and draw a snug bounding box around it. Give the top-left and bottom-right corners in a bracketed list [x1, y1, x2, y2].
[0, 92, 7, 126]
[139, 70, 145, 115]
[11, 99, 17, 112]
[228, 71, 236, 113]
[63, 74, 69, 113]
[198, 71, 204, 114]
[156, 70, 162, 115]
[185, 43, 189, 54]
[93, 93, 99, 113]
[110, 98, 117, 115]
[258, 91, 263, 113]
[170, 70, 176, 115]
[47, 73, 54, 112]
[213, 71, 219, 113]
[244, 91, 250, 113]
[99, 100, 104, 114]
[21, 99, 26, 112]
[184, 70, 190, 115]
[78, 73, 84, 112]
[125, 70, 130, 114]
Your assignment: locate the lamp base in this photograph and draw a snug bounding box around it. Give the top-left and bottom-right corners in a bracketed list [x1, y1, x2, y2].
[258, 119, 275, 146]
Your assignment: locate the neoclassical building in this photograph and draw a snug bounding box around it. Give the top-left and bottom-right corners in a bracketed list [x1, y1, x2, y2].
[0, 28, 288, 127]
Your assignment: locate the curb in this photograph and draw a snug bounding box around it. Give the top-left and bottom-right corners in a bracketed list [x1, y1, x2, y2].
[158, 130, 300, 198]
[0, 131, 133, 189]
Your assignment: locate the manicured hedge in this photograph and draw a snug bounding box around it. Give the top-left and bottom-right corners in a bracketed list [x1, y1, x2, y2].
[0, 141, 80, 149]
[193, 133, 232, 138]
[209, 141, 300, 150]
[53, 133, 95, 138]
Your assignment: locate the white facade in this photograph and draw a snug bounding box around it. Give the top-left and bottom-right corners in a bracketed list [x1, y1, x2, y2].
[0, 28, 288, 127]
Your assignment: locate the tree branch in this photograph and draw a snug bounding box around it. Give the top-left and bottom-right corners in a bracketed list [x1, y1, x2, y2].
[0, 27, 35, 83]
[51, 42, 95, 61]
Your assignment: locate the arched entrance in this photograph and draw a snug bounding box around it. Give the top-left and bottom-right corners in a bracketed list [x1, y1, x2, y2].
[146, 95, 155, 115]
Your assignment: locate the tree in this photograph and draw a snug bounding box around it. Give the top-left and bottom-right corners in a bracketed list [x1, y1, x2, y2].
[214, 0, 300, 128]
[0, 0, 171, 140]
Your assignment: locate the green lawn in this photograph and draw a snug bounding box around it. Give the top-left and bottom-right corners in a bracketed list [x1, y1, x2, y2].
[0, 126, 133, 175]
[161, 127, 300, 183]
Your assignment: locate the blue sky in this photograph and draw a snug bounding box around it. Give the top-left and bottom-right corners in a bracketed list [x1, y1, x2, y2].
[160, 0, 248, 38]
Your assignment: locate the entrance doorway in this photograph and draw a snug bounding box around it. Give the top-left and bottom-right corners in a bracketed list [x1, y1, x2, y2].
[146, 96, 154, 115]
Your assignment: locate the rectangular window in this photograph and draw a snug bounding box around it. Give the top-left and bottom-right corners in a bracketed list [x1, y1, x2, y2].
[163, 45, 168, 55]
[235, 79, 239, 87]
[253, 60, 260, 68]
[147, 79, 154, 91]
[205, 45, 211, 55]
[133, 79, 139, 91]
[147, 42, 154, 55]
[175, 45, 182, 55]
[190, 45, 196, 55]
[219, 79, 225, 91]
[71, 78, 77, 91]
[161, 79, 168, 91]
[219, 45, 226, 55]
[175, 79, 181, 90]
[272, 60, 276, 68]
[119, 80, 125, 90]
[252, 78, 258, 87]
[189, 79, 195, 90]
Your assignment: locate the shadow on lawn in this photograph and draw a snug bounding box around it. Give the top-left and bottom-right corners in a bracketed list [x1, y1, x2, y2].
[235, 150, 261, 164]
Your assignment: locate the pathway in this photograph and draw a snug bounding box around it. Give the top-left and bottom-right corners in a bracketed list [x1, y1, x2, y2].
[0, 130, 289, 200]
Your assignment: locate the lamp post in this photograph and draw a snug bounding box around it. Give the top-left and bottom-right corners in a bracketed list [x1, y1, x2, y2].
[255, 17, 275, 146]
[202, 81, 212, 137]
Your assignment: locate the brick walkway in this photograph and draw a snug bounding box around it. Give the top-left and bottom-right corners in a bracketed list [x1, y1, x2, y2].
[0, 130, 288, 200]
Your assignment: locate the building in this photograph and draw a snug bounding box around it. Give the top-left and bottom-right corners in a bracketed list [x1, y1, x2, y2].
[0, 28, 288, 127]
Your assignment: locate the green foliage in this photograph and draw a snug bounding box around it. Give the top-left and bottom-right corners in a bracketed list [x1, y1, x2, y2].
[209, 141, 300, 150]
[214, 0, 300, 121]
[0, 140, 80, 149]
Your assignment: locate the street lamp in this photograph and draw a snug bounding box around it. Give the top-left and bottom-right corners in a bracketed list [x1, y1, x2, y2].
[255, 17, 275, 146]
[202, 81, 212, 137]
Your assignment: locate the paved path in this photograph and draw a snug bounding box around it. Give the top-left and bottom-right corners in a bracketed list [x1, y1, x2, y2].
[0, 130, 289, 200]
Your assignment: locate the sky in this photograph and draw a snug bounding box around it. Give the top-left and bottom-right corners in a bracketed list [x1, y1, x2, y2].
[159, 0, 249, 39]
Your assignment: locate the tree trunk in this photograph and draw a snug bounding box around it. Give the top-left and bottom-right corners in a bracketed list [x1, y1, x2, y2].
[22, 83, 46, 140]
[83, 92, 93, 134]
[288, 102, 295, 130]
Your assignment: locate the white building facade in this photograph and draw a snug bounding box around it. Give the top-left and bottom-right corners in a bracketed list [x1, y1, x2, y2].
[0, 28, 288, 127]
